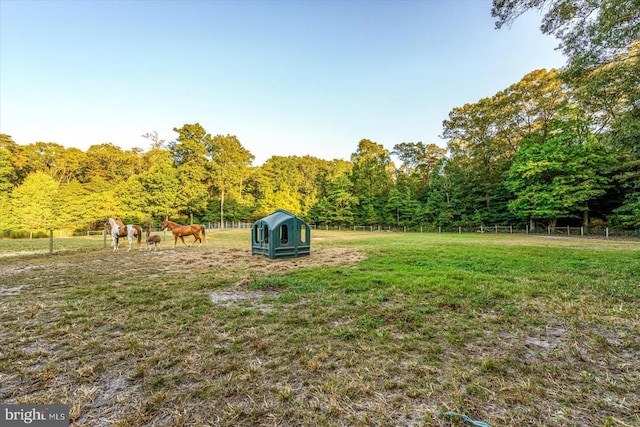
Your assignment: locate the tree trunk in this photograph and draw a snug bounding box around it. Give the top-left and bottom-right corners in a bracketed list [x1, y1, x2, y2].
[551, 218, 557, 232]
[220, 190, 225, 230]
[583, 201, 589, 227]
[529, 218, 535, 232]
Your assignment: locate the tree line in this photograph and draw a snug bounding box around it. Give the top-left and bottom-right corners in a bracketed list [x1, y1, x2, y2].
[1, 0, 638, 235]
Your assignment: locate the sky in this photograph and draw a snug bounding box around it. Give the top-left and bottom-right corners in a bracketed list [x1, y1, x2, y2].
[0, 0, 565, 166]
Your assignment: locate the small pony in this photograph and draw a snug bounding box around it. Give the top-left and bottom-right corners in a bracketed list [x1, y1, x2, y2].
[146, 227, 161, 251]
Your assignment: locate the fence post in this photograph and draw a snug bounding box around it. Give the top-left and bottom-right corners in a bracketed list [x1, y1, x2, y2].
[606, 227, 609, 238]
[581, 227, 584, 236]
[458, 226, 461, 234]
[49, 229, 53, 255]
[548, 226, 551, 235]
[495, 225, 498, 234]
[438, 226, 441, 234]
[480, 225, 483, 233]
[567, 225, 570, 235]
[526, 225, 529, 235]
[510, 225, 512, 234]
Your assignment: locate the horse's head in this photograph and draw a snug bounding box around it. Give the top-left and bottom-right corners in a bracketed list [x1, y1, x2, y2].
[162, 219, 169, 230]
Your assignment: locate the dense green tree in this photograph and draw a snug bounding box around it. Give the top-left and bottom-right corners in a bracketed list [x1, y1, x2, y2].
[175, 162, 209, 219]
[84, 143, 142, 184]
[493, 0, 640, 155]
[0, 194, 10, 232]
[393, 142, 446, 186]
[208, 134, 254, 228]
[137, 153, 180, 220]
[170, 123, 212, 166]
[309, 160, 355, 225]
[0, 134, 30, 186]
[506, 119, 613, 228]
[323, 174, 358, 225]
[610, 157, 640, 227]
[10, 171, 59, 230]
[248, 155, 328, 220]
[493, 0, 639, 71]
[295, 156, 329, 219]
[0, 146, 13, 194]
[444, 97, 509, 218]
[171, 124, 212, 219]
[55, 180, 95, 231]
[443, 69, 570, 224]
[384, 188, 408, 226]
[91, 188, 124, 225]
[350, 139, 393, 224]
[117, 176, 148, 224]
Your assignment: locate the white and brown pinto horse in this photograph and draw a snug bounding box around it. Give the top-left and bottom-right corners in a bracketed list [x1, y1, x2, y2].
[105, 217, 142, 252]
[162, 218, 204, 248]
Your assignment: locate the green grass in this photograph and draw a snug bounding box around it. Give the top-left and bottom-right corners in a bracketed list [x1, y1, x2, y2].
[1, 230, 638, 426]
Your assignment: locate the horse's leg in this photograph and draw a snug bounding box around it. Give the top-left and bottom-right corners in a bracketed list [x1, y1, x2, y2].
[180, 236, 187, 246]
[127, 236, 133, 252]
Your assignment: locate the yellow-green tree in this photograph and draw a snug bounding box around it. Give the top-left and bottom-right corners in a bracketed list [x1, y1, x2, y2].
[55, 180, 95, 231]
[208, 134, 254, 228]
[10, 171, 59, 230]
[171, 124, 212, 220]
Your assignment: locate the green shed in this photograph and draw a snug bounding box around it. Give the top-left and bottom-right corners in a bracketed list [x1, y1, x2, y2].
[252, 209, 310, 259]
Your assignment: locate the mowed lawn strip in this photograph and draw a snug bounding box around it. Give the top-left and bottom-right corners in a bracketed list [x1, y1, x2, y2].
[0, 231, 638, 426]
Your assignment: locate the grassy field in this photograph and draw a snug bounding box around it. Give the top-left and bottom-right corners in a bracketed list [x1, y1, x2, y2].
[0, 230, 638, 426]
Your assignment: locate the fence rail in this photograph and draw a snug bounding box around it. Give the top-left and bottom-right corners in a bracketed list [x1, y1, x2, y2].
[7, 223, 640, 240]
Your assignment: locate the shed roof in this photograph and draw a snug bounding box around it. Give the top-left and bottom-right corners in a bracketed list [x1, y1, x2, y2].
[257, 209, 299, 228]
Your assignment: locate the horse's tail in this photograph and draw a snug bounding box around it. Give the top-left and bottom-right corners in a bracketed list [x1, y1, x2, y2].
[135, 225, 142, 244]
[201, 225, 206, 242]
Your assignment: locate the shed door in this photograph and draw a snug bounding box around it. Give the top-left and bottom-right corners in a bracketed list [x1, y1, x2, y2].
[280, 224, 289, 244]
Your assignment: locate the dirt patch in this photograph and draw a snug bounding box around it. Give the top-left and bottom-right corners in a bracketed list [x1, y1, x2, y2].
[0, 285, 26, 296]
[0, 247, 367, 291]
[153, 247, 366, 276]
[209, 290, 271, 304]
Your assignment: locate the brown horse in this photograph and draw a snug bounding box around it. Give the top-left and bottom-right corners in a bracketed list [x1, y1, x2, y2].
[105, 217, 142, 252]
[162, 218, 203, 247]
[196, 224, 207, 242]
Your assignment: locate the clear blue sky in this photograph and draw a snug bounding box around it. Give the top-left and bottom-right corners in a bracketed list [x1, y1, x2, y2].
[0, 0, 564, 165]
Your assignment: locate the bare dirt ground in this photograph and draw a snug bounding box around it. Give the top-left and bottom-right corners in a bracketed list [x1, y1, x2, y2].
[0, 246, 367, 292]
